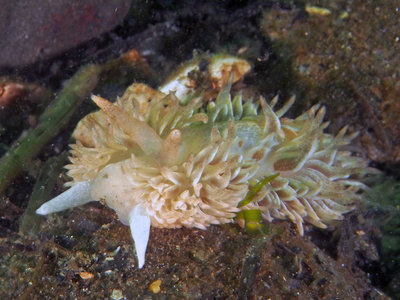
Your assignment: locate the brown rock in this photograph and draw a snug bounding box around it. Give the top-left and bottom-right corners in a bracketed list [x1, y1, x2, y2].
[0, 0, 131, 68]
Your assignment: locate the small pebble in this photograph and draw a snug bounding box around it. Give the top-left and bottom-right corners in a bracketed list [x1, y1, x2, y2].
[79, 271, 94, 280]
[305, 5, 331, 16]
[149, 279, 162, 294]
[111, 289, 125, 300]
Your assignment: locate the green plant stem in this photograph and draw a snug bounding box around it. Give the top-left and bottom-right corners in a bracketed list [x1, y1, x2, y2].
[19, 152, 68, 235]
[0, 65, 101, 195]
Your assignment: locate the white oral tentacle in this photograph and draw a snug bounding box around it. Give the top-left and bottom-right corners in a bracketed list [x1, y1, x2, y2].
[128, 204, 151, 269]
[36, 181, 93, 215]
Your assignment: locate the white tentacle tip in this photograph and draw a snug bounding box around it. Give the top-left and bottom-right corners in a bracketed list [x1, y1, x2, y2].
[35, 181, 93, 216]
[129, 205, 151, 269]
[36, 204, 50, 215]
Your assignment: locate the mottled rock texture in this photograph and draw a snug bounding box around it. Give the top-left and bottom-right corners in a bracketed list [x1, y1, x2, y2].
[0, 0, 131, 68]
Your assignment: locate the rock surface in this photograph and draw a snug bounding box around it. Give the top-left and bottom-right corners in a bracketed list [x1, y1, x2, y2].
[0, 0, 131, 69]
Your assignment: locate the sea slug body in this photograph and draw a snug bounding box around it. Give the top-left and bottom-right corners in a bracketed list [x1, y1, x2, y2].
[37, 54, 369, 268]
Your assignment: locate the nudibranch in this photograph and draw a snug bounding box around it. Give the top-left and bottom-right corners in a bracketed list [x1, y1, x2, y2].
[37, 54, 369, 268]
